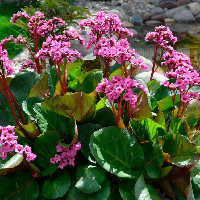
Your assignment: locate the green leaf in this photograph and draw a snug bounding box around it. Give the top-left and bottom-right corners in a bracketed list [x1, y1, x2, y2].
[190, 160, 200, 178]
[155, 108, 165, 130]
[154, 84, 170, 101]
[34, 132, 60, 168]
[158, 94, 181, 111]
[77, 123, 102, 163]
[108, 185, 122, 200]
[1, 153, 23, 169]
[44, 66, 60, 97]
[90, 126, 144, 179]
[134, 175, 151, 199]
[147, 80, 160, 96]
[129, 118, 164, 141]
[66, 179, 110, 200]
[34, 103, 74, 134]
[192, 175, 200, 191]
[146, 185, 161, 200]
[131, 91, 154, 121]
[9, 72, 41, 107]
[142, 142, 164, 178]
[119, 179, 137, 200]
[78, 69, 103, 94]
[94, 107, 116, 127]
[0, 170, 39, 200]
[169, 118, 188, 137]
[163, 134, 199, 167]
[22, 97, 43, 120]
[185, 106, 200, 130]
[95, 97, 106, 111]
[75, 164, 106, 193]
[42, 169, 71, 199]
[41, 92, 95, 122]
[29, 74, 50, 98]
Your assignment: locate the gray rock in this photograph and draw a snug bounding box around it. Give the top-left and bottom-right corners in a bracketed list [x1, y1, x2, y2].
[173, 9, 196, 23]
[145, 4, 156, 10]
[105, 9, 129, 21]
[127, 28, 139, 38]
[122, 21, 135, 28]
[140, 10, 151, 21]
[136, 54, 153, 72]
[122, 5, 132, 15]
[195, 13, 200, 21]
[135, 71, 168, 85]
[151, 14, 165, 22]
[164, 5, 186, 18]
[150, 7, 165, 17]
[130, 14, 143, 25]
[81, 52, 95, 60]
[186, 2, 200, 16]
[164, 18, 176, 23]
[159, 0, 177, 9]
[177, 0, 192, 6]
[145, 20, 163, 26]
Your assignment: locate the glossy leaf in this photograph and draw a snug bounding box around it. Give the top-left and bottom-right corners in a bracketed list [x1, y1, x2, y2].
[108, 185, 122, 200]
[190, 160, 200, 178]
[41, 92, 95, 122]
[75, 164, 106, 193]
[142, 142, 164, 178]
[155, 108, 165, 130]
[29, 74, 50, 98]
[9, 72, 41, 106]
[66, 179, 110, 200]
[185, 106, 200, 130]
[90, 126, 144, 179]
[119, 179, 137, 200]
[34, 132, 60, 168]
[42, 169, 71, 199]
[154, 84, 170, 101]
[169, 118, 188, 137]
[129, 118, 164, 141]
[134, 175, 155, 200]
[22, 97, 43, 120]
[0, 170, 39, 200]
[77, 123, 101, 163]
[163, 134, 199, 167]
[33, 103, 74, 134]
[131, 91, 154, 121]
[158, 94, 181, 111]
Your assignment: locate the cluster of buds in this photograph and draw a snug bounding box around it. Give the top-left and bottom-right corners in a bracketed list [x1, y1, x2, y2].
[50, 142, 81, 169]
[0, 125, 36, 162]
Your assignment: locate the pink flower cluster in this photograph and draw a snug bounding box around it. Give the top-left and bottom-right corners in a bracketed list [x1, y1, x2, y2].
[11, 11, 65, 38]
[36, 35, 81, 62]
[145, 25, 177, 49]
[162, 50, 200, 103]
[94, 37, 136, 64]
[50, 142, 81, 169]
[96, 75, 146, 108]
[0, 125, 36, 162]
[79, 11, 133, 49]
[19, 59, 36, 73]
[0, 46, 14, 76]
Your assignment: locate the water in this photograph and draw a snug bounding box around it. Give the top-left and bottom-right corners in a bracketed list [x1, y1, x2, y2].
[129, 23, 200, 73]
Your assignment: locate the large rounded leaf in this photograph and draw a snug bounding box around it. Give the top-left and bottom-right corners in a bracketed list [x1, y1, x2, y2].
[66, 179, 110, 200]
[75, 164, 106, 193]
[41, 92, 95, 122]
[0, 170, 39, 200]
[34, 132, 60, 168]
[90, 127, 144, 179]
[163, 134, 199, 167]
[42, 169, 71, 199]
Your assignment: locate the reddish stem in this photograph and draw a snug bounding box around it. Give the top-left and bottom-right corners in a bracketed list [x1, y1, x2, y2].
[34, 27, 41, 74]
[150, 43, 158, 81]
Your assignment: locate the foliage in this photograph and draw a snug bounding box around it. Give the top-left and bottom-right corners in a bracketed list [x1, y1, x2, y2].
[0, 10, 200, 200]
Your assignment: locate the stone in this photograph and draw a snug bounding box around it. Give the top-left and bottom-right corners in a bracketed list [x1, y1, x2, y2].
[130, 14, 143, 25]
[135, 72, 168, 85]
[136, 54, 153, 72]
[177, 0, 192, 6]
[164, 18, 176, 23]
[150, 7, 165, 17]
[159, 0, 177, 9]
[122, 20, 135, 28]
[81, 52, 95, 60]
[195, 13, 200, 21]
[151, 14, 165, 22]
[186, 2, 200, 16]
[164, 5, 187, 18]
[105, 9, 129, 21]
[122, 5, 132, 15]
[116, 2, 121, 6]
[145, 20, 163, 26]
[145, 4, 156, 10]
[173, 9, 196, 23]
[127, 28, 139, 37]
[139, 10, 151, 21]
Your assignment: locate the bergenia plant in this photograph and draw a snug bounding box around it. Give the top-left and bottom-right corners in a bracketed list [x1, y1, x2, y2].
[0, 10, 200, 200]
